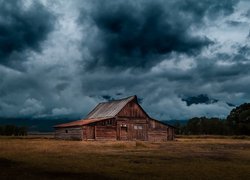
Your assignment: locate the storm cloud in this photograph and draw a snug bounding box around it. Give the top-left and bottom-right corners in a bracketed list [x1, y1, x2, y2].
[78, 0, 238, 69]
[0, 0, 55, 67]
[0, 0, 250, 121]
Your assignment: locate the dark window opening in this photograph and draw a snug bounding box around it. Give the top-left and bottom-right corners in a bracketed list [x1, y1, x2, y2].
[121, 127, 128, 132]
[101, 120, 114, 126]
[107, 119, 112, 125]
[65, 130, 68, 133]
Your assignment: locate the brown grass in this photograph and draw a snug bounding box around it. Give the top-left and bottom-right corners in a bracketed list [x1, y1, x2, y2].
[0, 136, 250, 180]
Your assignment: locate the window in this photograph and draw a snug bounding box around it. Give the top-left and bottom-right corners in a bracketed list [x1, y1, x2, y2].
[65, 130, 68, 133]
[134, 125, 142, 130]
[102, 119, 113, 126]
[107, 119, 112, 125]
[121, 127, 128, 132]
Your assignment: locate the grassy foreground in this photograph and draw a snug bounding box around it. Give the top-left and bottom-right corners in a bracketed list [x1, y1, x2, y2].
[0, 137, 250, 180]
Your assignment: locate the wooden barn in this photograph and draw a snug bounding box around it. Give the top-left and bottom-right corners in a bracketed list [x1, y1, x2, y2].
[54, 95, 175, 141]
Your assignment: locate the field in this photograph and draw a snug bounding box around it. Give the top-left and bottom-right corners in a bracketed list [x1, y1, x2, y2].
[0, 137, 250, 180]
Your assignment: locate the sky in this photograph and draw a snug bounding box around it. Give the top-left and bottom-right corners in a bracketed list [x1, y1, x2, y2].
[0, 0, 250, 120]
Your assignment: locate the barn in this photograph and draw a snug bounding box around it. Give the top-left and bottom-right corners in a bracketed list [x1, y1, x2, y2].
[54, 95, 175, 141]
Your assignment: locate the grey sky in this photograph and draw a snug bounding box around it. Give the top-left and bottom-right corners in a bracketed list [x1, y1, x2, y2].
[0, 0, 249, 120]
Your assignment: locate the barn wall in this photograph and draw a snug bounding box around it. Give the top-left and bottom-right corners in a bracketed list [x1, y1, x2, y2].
[117, 100, 147, 118]
[82, 126, 87, 140]
[95, 126, 117, 140]
[167, 127, 175, 140]
[79, 118, 117, 141]
[54, 115, 175, 141]
[148, 131, 168, 141]
[55, 127, 82, 140]
[82, 125, 117, 141]
[148, 119, 174, 141]
[117, 119, 148, 141]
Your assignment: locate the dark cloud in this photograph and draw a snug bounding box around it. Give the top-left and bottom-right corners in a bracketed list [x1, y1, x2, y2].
[137, 98, 143, 104]
[227, 103, 235, 107]
[226, 20, 244, 26]
[78, 0, 238, 69]
[79, 0, 211, 69]
[101, 95, 113, 101]
[0, 0, 55, 66]
[244, 9, 250, 18]
[180, 0, 237, 20]
[238, 45, 250, 56]
[182, 94, 218, 106]
[55, 82, 69, 92]
[0, 0, 249, 121]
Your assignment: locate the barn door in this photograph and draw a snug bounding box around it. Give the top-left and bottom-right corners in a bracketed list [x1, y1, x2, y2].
[133, 124, 146, 140]
[86, 126, 95, 140]
[120, 127, 128, 140]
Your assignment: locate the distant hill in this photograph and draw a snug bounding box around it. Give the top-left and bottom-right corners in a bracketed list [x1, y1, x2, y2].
[0, 117, 79, 132]
[163, 120, 188, 126]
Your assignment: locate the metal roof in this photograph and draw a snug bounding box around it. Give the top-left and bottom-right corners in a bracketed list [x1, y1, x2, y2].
[54, 117, 112, 128]
[54, 95, 138, 128]
[53, 95, 175, 129]
[86, 95, 136, 119]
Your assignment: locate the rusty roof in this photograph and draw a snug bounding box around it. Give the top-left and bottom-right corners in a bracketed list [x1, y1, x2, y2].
[54, 96, 136, 128]
[86, 95, 136, 119]
[54, 117, 112, 128]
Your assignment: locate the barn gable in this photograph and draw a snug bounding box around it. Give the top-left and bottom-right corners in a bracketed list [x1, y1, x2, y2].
[117, 98, 149, 118]
[86, 95, 145, 119]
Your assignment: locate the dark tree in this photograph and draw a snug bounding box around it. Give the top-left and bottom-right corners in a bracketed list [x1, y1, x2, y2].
[4, 125, 16, 136]
[0, 126, 3, 135]
[0, 125, 27, 136]
[227, 103, 250, 135]
[183, 117, 228, 135]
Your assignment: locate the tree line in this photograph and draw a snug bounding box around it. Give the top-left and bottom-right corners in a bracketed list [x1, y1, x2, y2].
[174, 103, 250, 135]
[0, 125, 27, 136]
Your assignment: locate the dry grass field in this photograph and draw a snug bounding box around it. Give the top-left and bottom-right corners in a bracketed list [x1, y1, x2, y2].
[0, 137, 250, 180]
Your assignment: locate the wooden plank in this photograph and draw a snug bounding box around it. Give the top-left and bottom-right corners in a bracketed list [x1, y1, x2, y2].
[117, 101, 147, 118]
[86, 126, 95, 140]
[55, 127, 82, 140]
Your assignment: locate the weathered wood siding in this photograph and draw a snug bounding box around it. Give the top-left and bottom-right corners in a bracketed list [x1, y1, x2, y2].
[82, 119, 117, 140]
[86, 126, 95, 140]
[117, 100, 147, 118]
[82, 126, 87, 140]
[55, 127, 82, 140]
[55, 118, 174, 141]
[167, 127, 175, 140]
[148, 119, 174, 141]
[116, 119, 148, 141]
[95, 126, 117, 140]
